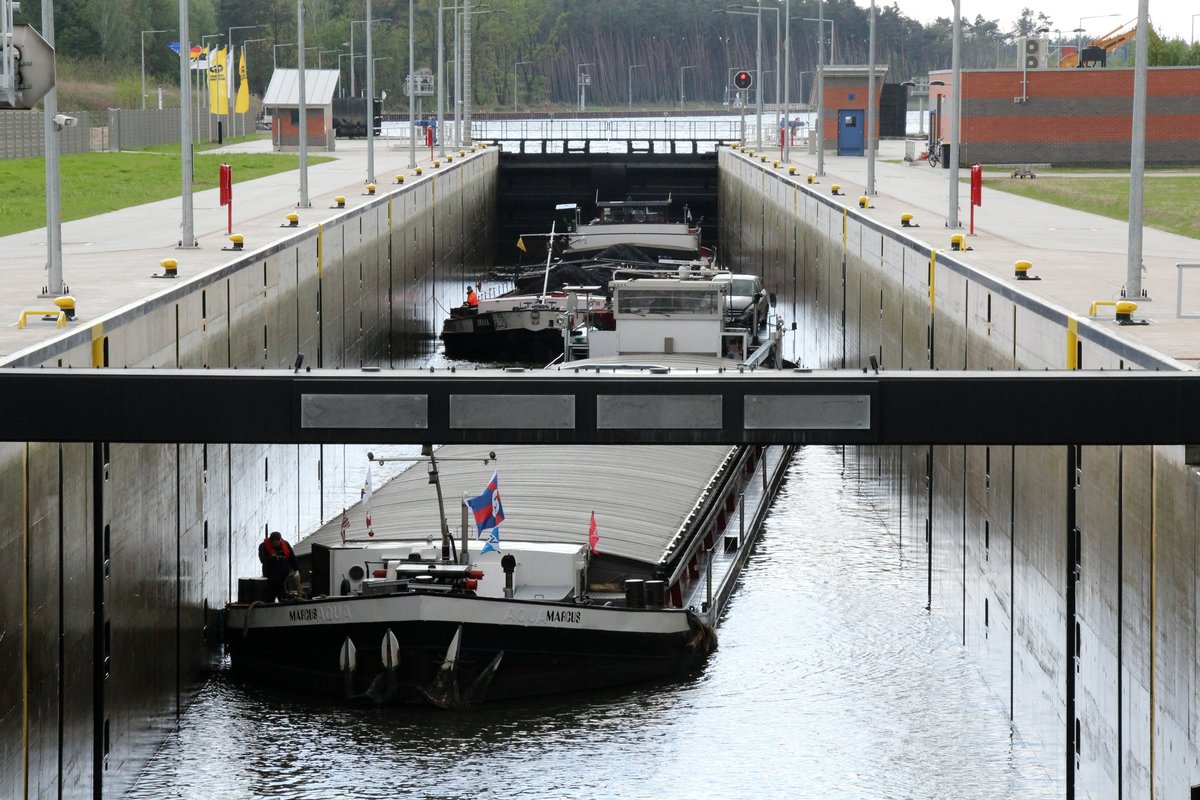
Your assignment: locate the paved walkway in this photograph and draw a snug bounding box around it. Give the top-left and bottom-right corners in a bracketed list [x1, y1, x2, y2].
[2, 134, 1197, 367]
[0, 135, 472, 360]
[770, 139, 1200, 366]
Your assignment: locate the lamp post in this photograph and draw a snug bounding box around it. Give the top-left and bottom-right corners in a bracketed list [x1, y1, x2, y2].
[1193, 13, 1199, 45]
[241, 37, 271, 136]
[715, 4, 773, 145]
[350, 18, 392, 98]
[816, 2, 825, 175]
[366, 0, 375, 184]
[514, 60, 531, 111]
[781, 0, 791, 162]
[948, 0, 961, 228]
[227, 24, 259, 134]
[577, 62, 594, 112]
[679, 64, 697, 109]
[900, 78, 931, 136]
[407, 0, 415, 168]
[628, 63, 645, 109]
[273, 43, 294, 70]
[1126, 0, 1149, 302]
[178, 1, 195, 249]
[1075, 13, 1119, 66]
[866, 0, 876, 195]
[338, 52, 364, 98]
[141, 29, 172, 110]
[799, 18, 835, 64]
[297, 0, 309, 207]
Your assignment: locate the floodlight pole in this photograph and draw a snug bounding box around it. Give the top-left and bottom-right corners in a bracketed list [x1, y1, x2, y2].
[41, 0, 63, 296]
[408, 0, 416, 169]
[947, 0, 961, 228]
[179, 0, 196, 248]
[297, 0, 309, 207]
[1125, 0, 1149, 300]
[865, 0, 876, 195]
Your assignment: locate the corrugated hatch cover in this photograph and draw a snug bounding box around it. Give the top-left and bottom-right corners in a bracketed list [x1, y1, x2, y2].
[297, 444, 735, 566]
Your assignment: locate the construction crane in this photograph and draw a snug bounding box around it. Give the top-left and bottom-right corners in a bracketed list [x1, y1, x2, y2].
[1058, 22, 1137, 68]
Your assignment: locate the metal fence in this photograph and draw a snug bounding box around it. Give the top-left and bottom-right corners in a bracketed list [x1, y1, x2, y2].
[1, 108, 255, 160]
[0, 110, 93, 159]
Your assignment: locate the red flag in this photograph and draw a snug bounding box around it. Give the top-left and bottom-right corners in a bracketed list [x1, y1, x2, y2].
[339, 508, 350, 544]
[588, 511, 599, 554]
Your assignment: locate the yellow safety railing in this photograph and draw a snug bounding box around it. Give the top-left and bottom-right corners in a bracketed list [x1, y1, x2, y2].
[17, 309, 67, 329]
[1088, 301, 1117, 317]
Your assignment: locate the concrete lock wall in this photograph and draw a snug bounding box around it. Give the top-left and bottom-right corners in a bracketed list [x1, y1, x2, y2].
[0, 148, 497, 798]
[718, 148, 1200, 798]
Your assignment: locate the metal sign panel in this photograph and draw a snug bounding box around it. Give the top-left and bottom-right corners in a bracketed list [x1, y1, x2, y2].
[1, 23, 55, 110]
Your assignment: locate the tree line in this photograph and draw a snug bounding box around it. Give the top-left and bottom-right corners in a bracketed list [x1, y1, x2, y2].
[17, 0, 1200, 110]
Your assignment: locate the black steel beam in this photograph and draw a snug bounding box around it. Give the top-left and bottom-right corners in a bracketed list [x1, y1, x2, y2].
[4, 368, 1200, 445]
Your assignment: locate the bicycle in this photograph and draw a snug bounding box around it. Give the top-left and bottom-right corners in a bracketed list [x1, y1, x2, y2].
[926, 139, 943, 168]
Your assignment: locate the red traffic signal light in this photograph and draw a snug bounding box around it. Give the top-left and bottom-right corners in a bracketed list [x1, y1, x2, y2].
[733, 71, 753, 90]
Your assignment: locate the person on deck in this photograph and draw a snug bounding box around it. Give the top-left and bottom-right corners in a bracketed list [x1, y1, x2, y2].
[259, 531, 300, 602]
[466, 285, 479, 308]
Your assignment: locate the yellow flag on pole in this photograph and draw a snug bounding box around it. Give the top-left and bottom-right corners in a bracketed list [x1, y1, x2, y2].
[208, 47, 229, 115]
[516, 237, 527, 252]
[235, 50, 250, 113]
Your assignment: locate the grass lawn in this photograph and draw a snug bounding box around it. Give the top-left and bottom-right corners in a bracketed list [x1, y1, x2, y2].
[0, 150, 332, 237]
[986, 175, 1200, 240]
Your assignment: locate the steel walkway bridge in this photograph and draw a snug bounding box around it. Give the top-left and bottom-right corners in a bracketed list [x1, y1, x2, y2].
[4, 368, 1199, 445]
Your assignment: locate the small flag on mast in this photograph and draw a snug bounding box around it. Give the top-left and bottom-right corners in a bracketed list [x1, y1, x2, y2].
[362, 463, 375, 537]
[339, 508, 350, 544]
[516, 237, 527, 253]
[588, 511, 599, 554]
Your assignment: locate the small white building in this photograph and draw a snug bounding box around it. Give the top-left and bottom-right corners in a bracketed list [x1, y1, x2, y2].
[262, 68, 340, 151]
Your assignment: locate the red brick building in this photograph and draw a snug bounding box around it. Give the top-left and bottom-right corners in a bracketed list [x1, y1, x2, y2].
[816, 66, 890, 153]
[928, 66, 1200, 166]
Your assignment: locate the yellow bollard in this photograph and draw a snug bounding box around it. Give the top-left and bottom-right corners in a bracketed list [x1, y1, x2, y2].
[284, 213, 299, 227]
[858, 195, 871, 208]
[830, 184, 842, 195]
[225, 234, 244, 251]
[333, 196, 346, 208]
[788, 166, 796, 175]
[1115, 301, 1137, 323]
[415, 167, 423, 175]
[365, 183, 376, 196]
[53, 295, 77, 321]
[900, 213, 917, 227]
[951, 234, 966, 251]
[806, 174, 815, 184]
[395, 174, 405, 184]
[433, 160, 441, 167]
[156, 258, 178, 279]
[1014, 259, 1034, 279]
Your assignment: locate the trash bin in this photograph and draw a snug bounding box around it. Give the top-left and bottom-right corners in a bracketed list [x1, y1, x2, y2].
[941, 142, 951, 169]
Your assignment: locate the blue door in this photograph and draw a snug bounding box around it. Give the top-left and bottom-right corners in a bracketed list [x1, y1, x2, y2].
[837, 109, 865, 156]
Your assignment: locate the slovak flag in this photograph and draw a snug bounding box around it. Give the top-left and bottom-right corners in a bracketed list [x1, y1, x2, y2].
[588, 511, 599, 554]
[466, 470, 504, 538]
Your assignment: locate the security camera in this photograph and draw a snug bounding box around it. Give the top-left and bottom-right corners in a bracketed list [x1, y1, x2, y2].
[53, 114, 78, 129]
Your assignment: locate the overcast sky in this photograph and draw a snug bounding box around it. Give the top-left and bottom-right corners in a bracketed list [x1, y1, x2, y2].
[864, 1, 1194, 43]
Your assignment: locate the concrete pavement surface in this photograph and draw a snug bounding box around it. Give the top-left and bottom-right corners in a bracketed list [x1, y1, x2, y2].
[1, 133, 1197, 366]
[772, 139, 1200, 366]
